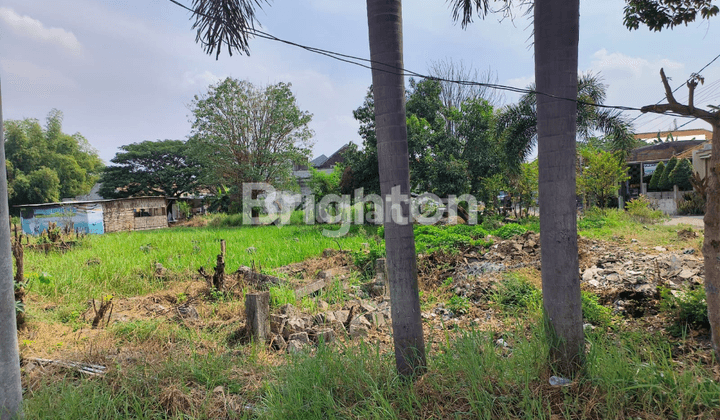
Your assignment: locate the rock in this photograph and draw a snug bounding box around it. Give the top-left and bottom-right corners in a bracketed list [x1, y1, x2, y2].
[318, 300, 330, 311]
[176, 305, 198, 319]
[349, 316, 371, 338]
[634, 283, 656, 297]
[582, 266, 602, 282]
[334, 310, 350, 324]
[318, 267, 343, 280]
[315, 328, 335, 343]
[678, 269, 697, 281]
[270, 314, 288, 334]
[588, 279, 601, 288]
[683, 248, 696, 255]
[288, 331, 310, 344]
[246, 246, 257, 254]
[155, 263, 167, 277]
[495, 338, 509, 348]
[322, 248, 337, 258]
[279, 304, 299, 317]
[364, 312, 385, 327]
[283, 317, 306, 338]
[287, 339, 307, 353]
[654, 246, 667, 252]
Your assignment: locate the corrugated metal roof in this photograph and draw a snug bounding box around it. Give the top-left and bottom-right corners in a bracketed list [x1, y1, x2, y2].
[14, 196, 174, 208]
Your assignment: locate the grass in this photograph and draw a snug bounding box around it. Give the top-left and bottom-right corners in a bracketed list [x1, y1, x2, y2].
[22, 223, 374, 308]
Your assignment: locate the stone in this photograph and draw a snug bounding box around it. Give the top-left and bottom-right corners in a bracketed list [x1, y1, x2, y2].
[271, 334, 286, 351]
[334, 310, 350, 324]
[654, 246, 667, 252]
[364, 312, 385, 327]
[246, 246, 257, 254]
[287, 340, 307, 353]
[270, 314, 288, 334]
[315, 328, 335, 344]
[349, 323, 369, 338]
[279, 304, 299, 317]
[288, 331, 310, 344]
[176, 305, 198, 319]
[678, 269, 697, 281]
[283, 317, 306, 338]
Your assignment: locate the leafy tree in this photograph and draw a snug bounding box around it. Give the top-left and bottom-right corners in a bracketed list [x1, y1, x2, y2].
[4, 110, 103, 207]
[308, 165, 342, 199]
[188, 78, 313, 208]
[577, 148, 630, 208]
[624, 0, 719, 31]
[670, 158, 694, 190]
[99, 140, 201, 199]
[648, 161, 665, 191]
[509, 161, 538, 217]
[658, 156, 678, 190]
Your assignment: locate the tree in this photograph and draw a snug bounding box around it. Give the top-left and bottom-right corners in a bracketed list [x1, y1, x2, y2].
[99, 140, 201, 199]
[534, 0, 584, 373]
[577, 148, 630, 208]
[366, 0, 426, 377]
[659, 156, 678, 191]
[0, 82, 22, 420]
[496, 73, 638, 174]
[188, 78, 313, 208]
[624, 0, 719, 31]
[4, 110, 103, 207]
[639, 69, 720, 360]
[669, 158, 694, 190]
[648, 161, 665, 191]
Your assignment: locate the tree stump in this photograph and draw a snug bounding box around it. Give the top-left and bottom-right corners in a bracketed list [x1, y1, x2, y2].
[245, 292, 270, 342]
[213, 240, 226, 290]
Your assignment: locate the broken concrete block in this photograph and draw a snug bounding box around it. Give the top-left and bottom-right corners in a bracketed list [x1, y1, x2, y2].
[288, 331, 310, 344]
[270, 314, 288, 334]
[287, 340, 307, 353]
[315, 328, 335, 344]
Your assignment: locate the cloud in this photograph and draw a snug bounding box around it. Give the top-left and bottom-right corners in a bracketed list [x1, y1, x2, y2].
[0, 7, 83, 56]
[181, 70, 223, 90]
[590, 49, 683, 79]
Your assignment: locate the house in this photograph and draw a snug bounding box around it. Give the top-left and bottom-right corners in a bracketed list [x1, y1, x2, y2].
[17, 196, 175, 235]
[294, 143, 351, 196]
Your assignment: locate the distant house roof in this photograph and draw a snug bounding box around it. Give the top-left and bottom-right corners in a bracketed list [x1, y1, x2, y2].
[634, 128, 713, 142]
[316, 143, 351, 169]
[310, 154, 328, 167]
[14, 196, 174, 208]
[627, 140, 706, 163]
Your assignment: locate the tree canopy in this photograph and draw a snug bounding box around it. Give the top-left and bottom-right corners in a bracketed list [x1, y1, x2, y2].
[624, 0, 719, 31]
[4, 109, 104, 207]
[188, 78, 313, 203]
[99, 140, 201, 199]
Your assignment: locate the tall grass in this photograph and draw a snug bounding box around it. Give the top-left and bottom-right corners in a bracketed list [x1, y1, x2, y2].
[22, 224, 374, 306]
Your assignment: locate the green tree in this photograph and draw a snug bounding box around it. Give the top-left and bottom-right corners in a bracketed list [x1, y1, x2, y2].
[577, 148, 630, 208]
[188, 78, 313, 207]
[670, 158, 694, 190]
[648, 161, 665, 191]
[624, 0, 718, 31]
[99, 140, 201, 199]
[308, 165, 342, 199]
[509, 161, 538, 217]
[659, 156, 678, 190]
[4, 110, 103, 207]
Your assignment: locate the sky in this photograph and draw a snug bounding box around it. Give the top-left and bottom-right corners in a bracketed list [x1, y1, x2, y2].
[1, 0, 719, 165]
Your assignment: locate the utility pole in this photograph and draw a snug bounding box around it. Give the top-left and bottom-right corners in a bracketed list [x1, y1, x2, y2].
[0, 80, 23, 420]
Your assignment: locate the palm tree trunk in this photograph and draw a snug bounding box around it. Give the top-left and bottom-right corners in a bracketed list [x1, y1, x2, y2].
[703, 122, 720, 360]
[534, 0, 584, 373]
[366, 0, 426, 377]
[0, 81, 23, 420]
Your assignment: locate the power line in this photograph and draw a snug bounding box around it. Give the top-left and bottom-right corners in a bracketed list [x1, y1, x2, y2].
[169, 0, 706, 120]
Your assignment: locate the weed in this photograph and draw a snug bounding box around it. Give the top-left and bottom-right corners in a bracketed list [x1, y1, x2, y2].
[491, 223, 528, 239]
[447, 295, 470, 315]
[581, 291, 614, 328]
[626, 195, 667, 224]
[660, 286, 709, 335]
[492, 272, 542, 310]
[269, 285, 296, 308]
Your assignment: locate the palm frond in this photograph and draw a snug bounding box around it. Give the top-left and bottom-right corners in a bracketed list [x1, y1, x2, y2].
[191, 0, 268, 59]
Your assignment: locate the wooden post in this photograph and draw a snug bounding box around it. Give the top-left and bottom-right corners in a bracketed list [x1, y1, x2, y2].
[213, 240, 226, 290]
[245, 292, 270, 342]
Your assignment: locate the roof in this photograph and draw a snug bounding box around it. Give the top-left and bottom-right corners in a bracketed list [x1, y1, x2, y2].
[316, 143, 351, 169]
[627, 140, 706, 163]
[677, 141, 711, 160]
[310, 154, 328, 167]
[634, 128, 713, 141]
[14, 196, 174, 208]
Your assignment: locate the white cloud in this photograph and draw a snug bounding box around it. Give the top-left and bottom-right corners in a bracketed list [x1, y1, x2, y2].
[0, 7, 83, 56]
[590, 49, 683, 79]
[181, 70, 223, 90]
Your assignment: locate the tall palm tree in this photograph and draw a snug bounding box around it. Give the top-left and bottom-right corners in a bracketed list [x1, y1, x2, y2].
[0, 81, 23, 420]
[496, 73, 637, 174]
[534, 0, 583, 373]
[366, 0, 426, 377]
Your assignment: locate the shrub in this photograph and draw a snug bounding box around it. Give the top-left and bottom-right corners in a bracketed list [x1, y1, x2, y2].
[660, 286, 709, 335]
[447, 295, 471, 315]
[352, 240, 386, 279]
[491, 224, 527, 239]
[677, 191, 705, 215]
[626, 195, 666, 224]
[648, 161, 665, 191]
[670, 158, 694, 191]
[658, 157, 677, 191]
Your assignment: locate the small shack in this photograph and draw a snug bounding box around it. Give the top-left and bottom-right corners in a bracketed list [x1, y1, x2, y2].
[17, 197, 175, 235]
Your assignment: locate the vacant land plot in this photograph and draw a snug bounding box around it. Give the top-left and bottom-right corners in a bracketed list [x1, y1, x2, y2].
[14, 211, 720, 419]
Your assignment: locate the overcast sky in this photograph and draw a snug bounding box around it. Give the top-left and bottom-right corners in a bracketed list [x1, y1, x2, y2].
[1, 0, 719, 165]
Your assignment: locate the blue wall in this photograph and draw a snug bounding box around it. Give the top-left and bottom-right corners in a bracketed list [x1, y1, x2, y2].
[20, 203, 105, 235]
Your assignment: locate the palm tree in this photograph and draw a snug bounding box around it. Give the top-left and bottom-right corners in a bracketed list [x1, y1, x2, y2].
[366, 0, 426, 377]
[0, 81, 23, 420]
[496, 73, 637, 174]
[534, 0, 583, 373]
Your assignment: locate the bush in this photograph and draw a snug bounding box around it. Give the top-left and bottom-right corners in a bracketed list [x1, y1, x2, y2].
[658, 157, 677, 191]
[491, 224, 527, 239]
[626, 195, 666, 224]
[660, 286, 709, 335]
[447, 295, 471, 315]
[677, 191, 705, 215]
[670, 158, 694, 191]
[648, 161, 665, 191]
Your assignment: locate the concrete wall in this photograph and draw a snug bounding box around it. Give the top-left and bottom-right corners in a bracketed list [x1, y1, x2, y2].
[645, 187, 691, 215]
